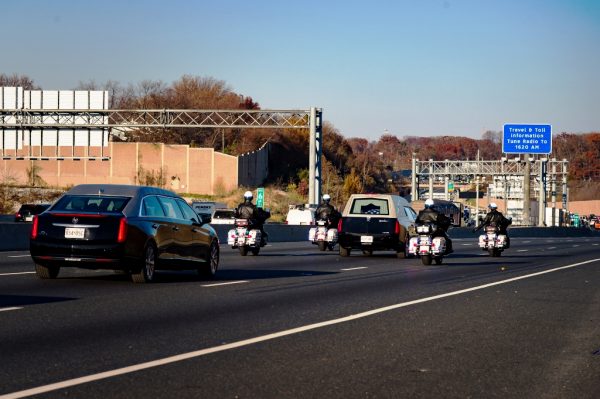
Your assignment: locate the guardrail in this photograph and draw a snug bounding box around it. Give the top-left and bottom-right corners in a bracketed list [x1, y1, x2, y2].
[0, 222, 597, 252]
[0, 222, 315, 252]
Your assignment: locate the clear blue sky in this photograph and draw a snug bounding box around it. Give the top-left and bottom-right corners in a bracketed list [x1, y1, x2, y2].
[2, 0, 599, 140]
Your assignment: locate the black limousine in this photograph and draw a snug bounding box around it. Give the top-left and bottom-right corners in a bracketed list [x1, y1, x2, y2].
[30, 184, 219, 283]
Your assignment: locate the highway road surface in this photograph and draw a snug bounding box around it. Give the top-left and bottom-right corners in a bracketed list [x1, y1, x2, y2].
[1, 236, 600, 398]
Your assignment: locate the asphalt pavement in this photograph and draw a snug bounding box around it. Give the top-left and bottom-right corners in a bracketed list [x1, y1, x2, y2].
[1, 237, 600, 398]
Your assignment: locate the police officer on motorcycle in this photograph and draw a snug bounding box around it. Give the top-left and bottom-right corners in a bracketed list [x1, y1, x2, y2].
[235, 191, 269, 243]
[315, 194, 341, 227]
[415, 199, 453, 254]
[473, 202, 511, 248]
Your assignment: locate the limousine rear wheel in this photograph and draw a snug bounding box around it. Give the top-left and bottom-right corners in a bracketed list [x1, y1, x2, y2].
[35, 263, 60, 279]
[132, 243, 156, 283]
[199, 240, 219, 278]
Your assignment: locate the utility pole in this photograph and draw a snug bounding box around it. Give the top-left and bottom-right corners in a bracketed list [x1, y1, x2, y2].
[411, 153, 417, 202]
[523, 155, 531, 226]
[551, 158, 557, 226]
[428, 159, 434, 200]
[537, 158, 545, 227]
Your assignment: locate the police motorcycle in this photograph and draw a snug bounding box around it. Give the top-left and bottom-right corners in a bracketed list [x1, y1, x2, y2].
[478, 222, 507, 257]
[408, 222, 447, 265]
[308, 217, 338, 251]
[227, 209, 271, 256]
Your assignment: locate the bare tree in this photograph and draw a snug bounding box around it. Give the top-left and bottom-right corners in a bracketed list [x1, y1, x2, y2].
[0, 73, 39, 89]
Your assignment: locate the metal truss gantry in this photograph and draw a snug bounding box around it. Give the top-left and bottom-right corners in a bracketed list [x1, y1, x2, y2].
[0, 108, 323, 205]
[411, 156, 569, 227]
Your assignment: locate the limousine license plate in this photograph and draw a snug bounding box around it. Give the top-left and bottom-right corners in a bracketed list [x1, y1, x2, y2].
[64, 227, 85, 239]
[360, 235, 373, 244]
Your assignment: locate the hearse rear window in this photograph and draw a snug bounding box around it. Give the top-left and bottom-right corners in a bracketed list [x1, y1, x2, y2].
[53, 195, 130, 213]
[350, 198, 390, 215]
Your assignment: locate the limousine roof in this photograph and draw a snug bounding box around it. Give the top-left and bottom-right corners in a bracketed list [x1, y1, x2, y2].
[65, 184, 178, 198]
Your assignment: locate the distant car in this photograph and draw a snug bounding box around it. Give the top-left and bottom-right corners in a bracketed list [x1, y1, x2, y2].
[29, 184, 219, 283]
[15, 204, 50, 222]
[211, 208, 236, 225]
[337, 194, 416, 257]
[286, 205, 315, 225]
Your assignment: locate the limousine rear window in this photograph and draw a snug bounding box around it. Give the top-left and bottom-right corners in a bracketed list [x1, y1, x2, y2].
[350, 198, 390, 215]
[53, 195, 130, 213]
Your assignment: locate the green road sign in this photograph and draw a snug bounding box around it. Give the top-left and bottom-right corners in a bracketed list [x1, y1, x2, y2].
[256, 187, 265, 208]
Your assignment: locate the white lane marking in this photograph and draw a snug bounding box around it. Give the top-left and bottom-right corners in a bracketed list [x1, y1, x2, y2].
[0, 272, 36, 277]
[341, 267, 368, 271]
[0, 307, 23, 313]
[523, 241, 531, 243]
[573, 245, 580, 247]
[517, 250, 528, 252]
[7, 255, 30, 258]
[4, 257, 600, 399]
[201, 281, 249, 288]
[461, 243, 472, 246]
[593, 244, 599, 246]
[548, 247, 557, 250]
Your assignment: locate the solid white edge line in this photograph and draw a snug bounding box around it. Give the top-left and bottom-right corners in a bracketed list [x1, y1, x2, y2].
[7, 255, 31, 258]
[2, 257, 600, 399]
[201, 281, 249, 287]
[0, 307, 23, 313]
[0, 272, 36, 277]
[341, 267, 368, 271]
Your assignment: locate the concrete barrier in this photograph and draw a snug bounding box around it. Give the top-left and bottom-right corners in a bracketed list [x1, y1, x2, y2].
[212, 224, 311, 244]
[0, 222, 312, 252]
[0, 222, 597, 252]
[449, 226, 600, 239]
[0, 223, 32, 251]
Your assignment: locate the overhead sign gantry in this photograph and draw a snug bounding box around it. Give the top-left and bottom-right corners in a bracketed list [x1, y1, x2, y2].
[1, 99, 323, 205]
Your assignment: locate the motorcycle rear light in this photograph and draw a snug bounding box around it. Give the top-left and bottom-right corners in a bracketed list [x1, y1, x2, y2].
[30, 215, 39, 239]
[117, 217, 128, 243]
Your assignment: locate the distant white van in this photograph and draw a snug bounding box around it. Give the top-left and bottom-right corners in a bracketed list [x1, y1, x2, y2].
[285, 205, 315, 225]
[191, 201, 226, 218]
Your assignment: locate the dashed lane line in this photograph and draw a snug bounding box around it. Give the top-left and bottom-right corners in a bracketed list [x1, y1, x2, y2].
[0, 272, 35, 277]
[517, 249, 528, 252]
[4, 257, 599, 399]
[341, 267, 368, 271]
[201, 281, 249, 287]
[7, 255, 30, 258]
[0, 307, 23, 313]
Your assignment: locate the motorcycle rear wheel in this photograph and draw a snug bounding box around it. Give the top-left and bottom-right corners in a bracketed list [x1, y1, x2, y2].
[421, 254, 433, 265]
[239, 246, 249, 256]
[318, 241, 327, 251]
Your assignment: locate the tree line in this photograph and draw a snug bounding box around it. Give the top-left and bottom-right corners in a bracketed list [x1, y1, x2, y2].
[2, 72, 599, 202]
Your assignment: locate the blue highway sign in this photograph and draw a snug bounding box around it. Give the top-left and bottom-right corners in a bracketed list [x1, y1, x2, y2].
[502, 124, 552, 154]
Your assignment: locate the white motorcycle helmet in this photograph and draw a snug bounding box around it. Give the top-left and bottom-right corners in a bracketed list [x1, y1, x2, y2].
[489, 203, 498, 209]
[322, 194, 331, 202]
[243, 191, 253, 200]
[424, 199, 434, 208]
